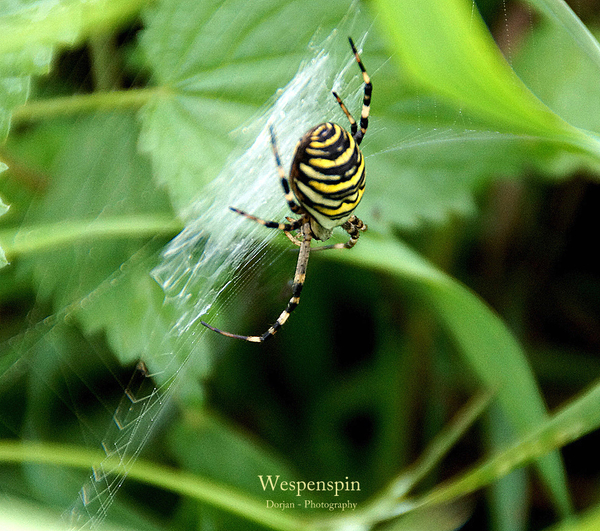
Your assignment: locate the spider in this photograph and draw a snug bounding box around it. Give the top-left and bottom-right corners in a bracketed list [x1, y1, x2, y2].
[201, 37, 371, 343]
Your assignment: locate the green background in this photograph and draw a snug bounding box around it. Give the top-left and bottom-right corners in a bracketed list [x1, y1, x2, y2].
[2, 0, 600, 530]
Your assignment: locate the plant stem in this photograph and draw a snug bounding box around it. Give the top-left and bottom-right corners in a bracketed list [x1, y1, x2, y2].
[0, 214, 182, 260]
[11, 87, 166, 124]
[0, 440, 307, 531]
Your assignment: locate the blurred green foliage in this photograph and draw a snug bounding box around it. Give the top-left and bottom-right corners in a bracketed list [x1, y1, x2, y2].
[2, 0, 600, 530]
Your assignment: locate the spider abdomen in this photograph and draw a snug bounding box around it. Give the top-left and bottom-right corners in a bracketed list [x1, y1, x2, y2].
[290, 122, 365, 240]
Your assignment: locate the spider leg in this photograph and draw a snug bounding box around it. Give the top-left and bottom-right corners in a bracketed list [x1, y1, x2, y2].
[201, 221, 313, 342]
[284, 231, 303, 246]
[332, 91, 357, 137]
[311, 215, 367, 251]
[269, 125, 302, 215]
[282, 217, 303, 246]
[229, 207, 303, 232]
[348, 37, 371, 146]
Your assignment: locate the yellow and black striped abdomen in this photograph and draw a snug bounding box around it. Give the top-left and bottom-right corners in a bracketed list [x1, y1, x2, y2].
[290, 122, 365, 240]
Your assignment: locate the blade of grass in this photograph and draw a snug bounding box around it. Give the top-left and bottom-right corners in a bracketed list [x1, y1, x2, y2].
[326, 234, 571, 516]
[5, 372, 597, 529]
[0, 496, 137, 531]
[0, 441, 306, 531]
[354, 391, 493, 526]
[551, 502, 600, 531]
[411, 376, 600, 512]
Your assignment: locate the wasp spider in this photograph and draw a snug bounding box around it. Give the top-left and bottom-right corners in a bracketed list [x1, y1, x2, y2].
[202, 37, 371, 343]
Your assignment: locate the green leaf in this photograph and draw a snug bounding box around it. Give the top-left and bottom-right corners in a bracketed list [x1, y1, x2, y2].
[526, 0, 600, 73]
[372, 0, 600, 157]
[137, 0, 364, 212]
[134, 0, 509, 232]
[486, 406, 529, 531]
[362, 124, 586, 231]
[21, 114, 170, 303]
[0, 76, 30, 141]
[357, 392, 491, 525]
[138, 94, 256, 211]
[0, 0, 147, 56]
[325, 235, 571, 516]
[2, 113, 177, 371]
[0, 0, 147, 140]
[512, 21, 600, 133]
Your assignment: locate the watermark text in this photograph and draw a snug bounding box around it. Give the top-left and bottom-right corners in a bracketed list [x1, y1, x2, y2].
[258, 475, 360, 497]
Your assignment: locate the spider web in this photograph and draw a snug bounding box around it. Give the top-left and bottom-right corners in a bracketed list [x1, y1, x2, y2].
[64, 14, 375, 530]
